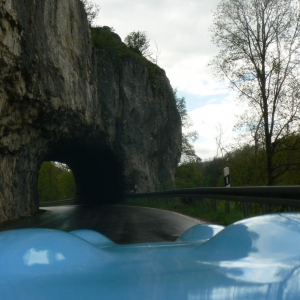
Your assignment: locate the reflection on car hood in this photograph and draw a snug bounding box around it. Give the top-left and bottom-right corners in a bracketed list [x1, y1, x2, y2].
[0, 213, 300, 299]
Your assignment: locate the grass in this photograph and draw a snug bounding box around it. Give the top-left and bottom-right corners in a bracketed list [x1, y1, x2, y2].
[123, 198, 272, 226]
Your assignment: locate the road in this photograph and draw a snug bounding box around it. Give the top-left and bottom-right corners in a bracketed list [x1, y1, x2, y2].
[0, 205, 204, 244]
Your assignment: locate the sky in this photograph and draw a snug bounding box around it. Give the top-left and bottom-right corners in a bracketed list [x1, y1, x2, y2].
[91, 0, 246, 160]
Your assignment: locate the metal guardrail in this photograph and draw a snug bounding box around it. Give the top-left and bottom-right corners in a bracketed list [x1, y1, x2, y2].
[126, 186, 300, 206]
[39, 199, 74, 207]
[125, 186, 300, 217]
[38, 186, 300, 215]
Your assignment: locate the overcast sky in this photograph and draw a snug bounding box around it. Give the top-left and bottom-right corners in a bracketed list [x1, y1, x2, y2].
[91, 0, 245, 160]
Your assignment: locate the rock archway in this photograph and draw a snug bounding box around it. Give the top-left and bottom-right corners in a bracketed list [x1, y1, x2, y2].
[0, 0, 181, 222]
[44, 139, 124, 205]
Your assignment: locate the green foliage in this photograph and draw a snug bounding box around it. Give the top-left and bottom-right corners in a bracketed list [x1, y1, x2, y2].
[92, 27, 147, 65]
[174, 89, 199, 163]
[38, 162, 75, 202]
[174, 91, 189, 129]
[222, 144, 266, 186]
[92, 26, 147, 75]
[155, 181, 176, 192]
[129, 137, 300, 225]
[271, 134, 300, 185]
[124, 197, 298, 226]
[92, 27, 126, 60]
[124, 198, 248, 226]
[123, 31, 161, 64]
[91, 26, 167, 91]
[125, 139, 300, 226]
[195, 134, 300, 188]
[38, 162, 61, 202]
[57, 172, 76, 199]
[175, 163, 202, 189]
[124, 31, 151, 58]
[199, 157, 224, 187]
[224, 134, 300, 186]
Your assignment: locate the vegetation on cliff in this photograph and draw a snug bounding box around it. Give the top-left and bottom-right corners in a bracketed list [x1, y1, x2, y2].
[124, 31, 153, 61]
[91, 27, 167, 90]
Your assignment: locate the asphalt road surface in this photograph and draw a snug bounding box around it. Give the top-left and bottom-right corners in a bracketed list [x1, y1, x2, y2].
[0, 205, 204, 244]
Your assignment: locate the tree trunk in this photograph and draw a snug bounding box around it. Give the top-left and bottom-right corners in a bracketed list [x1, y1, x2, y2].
[266, 148, 274, 186]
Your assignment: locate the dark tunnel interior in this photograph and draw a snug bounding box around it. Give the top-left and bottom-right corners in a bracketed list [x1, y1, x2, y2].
[41, 139, 125, 205]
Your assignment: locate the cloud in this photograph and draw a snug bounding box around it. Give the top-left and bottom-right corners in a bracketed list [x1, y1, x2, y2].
[93, 0, 220, 68]
[91, 0, 246, 159]
[92, 0, 223, 92]
[92, 0, 225, 97]
[187, 93, 247, 160]
[166, 64, 227, 97]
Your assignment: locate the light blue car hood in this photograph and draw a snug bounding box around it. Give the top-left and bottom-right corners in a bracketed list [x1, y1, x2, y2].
[0, 213, 300, 299]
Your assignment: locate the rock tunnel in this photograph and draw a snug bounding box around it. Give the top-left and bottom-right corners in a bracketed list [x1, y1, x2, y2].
[0, 0, 181, 222]
[43, 139, 124, 205]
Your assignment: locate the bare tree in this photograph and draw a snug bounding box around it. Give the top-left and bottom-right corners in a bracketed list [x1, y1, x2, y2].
[215, 123, 227, 159]
[152, 41, 162, 65]
[210, 0, 300, 185]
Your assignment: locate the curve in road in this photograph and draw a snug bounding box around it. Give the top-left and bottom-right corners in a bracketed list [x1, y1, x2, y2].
[0, 205, 205, 244]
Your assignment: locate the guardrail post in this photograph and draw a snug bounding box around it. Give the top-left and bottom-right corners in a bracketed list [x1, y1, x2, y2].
[202, 198, 206, 211]
[243, 202, 249, 218]
[261, 204, 269, 214]
[212, 199, 217, 212]
[224, 167, 230, 187]
[223, 167, 230, 214]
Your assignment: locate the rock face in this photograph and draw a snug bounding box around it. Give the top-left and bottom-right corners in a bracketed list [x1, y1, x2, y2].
[0, 0, 181, 222]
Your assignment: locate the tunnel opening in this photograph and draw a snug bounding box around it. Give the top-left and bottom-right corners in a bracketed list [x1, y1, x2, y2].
[38, 161, 75, 203]
[40, 138, 125, 206]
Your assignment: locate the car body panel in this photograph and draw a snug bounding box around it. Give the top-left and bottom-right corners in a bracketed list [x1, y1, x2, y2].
[0, 213, 300, 299]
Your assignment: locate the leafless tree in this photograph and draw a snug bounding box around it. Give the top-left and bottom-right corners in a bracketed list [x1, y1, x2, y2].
[152, 41, 161, 65]
[210, 0, 300, 185]
[215, 123, 227, 159]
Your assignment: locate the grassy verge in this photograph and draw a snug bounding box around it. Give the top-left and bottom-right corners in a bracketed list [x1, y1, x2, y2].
[123, 198, 266, 226]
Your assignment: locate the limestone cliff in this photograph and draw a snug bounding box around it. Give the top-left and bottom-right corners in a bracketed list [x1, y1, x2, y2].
[0, 0, 181, 222]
